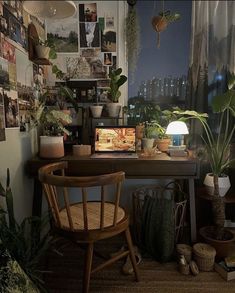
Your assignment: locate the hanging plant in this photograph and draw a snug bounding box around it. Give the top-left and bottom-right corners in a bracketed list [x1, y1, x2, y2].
[125, 0, 141, 83]
[152, 5, 180, 48]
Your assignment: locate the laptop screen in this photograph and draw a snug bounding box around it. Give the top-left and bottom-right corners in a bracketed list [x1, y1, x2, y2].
[94, 126, 136, 153]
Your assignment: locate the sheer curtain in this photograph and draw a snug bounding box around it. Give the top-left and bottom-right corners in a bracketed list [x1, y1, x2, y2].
[186, 1, 235, 147]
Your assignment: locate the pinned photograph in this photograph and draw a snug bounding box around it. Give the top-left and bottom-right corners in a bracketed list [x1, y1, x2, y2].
[8, 62, 16, 89]
[3, 89, 19, 128]
[101, 30, 116, 52]
[103, 53, 112, 66]
[0, 57, 9, 87]
[0, 87, 5, 141]
[79, 3, 97, 22]
[8, 14, 21, 44]
[66, 56, 107, 79]
[80, 22, 99, 48]
[2, 39, 16, 63]
[106, 16, 115, 29]
[47, 19, 78, 52]
[81, 48, 100, 58]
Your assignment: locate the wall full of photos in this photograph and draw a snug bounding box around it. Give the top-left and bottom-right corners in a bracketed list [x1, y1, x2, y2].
[46, 1, 127, 105]
[0, 1, 127, 221]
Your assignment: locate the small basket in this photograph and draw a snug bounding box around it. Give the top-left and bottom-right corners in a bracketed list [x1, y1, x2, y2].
[176, 244, 192, 263]
[193, 243, 216, 271]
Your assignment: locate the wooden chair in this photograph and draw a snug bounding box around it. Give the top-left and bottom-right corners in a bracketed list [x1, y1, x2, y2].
[38, 161, 140, 293]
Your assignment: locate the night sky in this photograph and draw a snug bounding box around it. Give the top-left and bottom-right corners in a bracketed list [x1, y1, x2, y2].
[128, 0, 192, 98]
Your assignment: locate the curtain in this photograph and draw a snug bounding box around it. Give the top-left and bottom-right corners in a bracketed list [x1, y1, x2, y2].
[186, 1, 235, 149]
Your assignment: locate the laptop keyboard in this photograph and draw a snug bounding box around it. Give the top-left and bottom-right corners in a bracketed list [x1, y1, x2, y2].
[90, 153, 139, 159]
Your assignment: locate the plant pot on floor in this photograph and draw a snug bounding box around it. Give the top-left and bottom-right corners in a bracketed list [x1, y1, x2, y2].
[204, 173, 231, 197]
[106, 103, 121, 118]
[39, 136, 64, 159]
[90, 105, 103, 118]
[199, 226, 235, 261]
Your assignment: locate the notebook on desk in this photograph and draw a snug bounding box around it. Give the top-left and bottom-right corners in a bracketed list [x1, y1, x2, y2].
[90, 126, 138, 159]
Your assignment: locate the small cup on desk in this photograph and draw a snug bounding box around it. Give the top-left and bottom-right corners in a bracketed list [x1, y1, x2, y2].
[73, 145, 91, 156]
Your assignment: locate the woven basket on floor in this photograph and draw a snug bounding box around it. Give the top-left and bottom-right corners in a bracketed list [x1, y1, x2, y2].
[193, 243, 216, 271]
[176, 244, 192, 263]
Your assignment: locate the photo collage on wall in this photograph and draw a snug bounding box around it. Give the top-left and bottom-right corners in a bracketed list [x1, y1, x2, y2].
[0, 1, 36, 139]
[46, 2, 117, 103]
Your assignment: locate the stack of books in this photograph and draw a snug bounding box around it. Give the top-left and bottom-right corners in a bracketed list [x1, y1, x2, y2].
[214, 257, 235, 281]
[168, 145, 188, 157]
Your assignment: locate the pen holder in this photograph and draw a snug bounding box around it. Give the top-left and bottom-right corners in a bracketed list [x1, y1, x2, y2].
[73, 145, 91, 156]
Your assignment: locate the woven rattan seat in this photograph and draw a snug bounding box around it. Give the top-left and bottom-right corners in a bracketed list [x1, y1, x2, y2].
[39, 161, 140, 293]
[60, 202, 125, 230]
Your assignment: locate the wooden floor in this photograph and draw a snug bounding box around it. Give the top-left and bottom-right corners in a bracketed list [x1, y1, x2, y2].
[42, 236, 235, 293]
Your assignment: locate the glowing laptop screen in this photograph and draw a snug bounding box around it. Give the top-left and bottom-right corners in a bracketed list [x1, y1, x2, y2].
[94, 127, 136, 152]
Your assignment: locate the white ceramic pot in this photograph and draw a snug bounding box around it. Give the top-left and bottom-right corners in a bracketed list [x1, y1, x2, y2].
[39, 136, 64, 159]
[106, 103, 121, 118]
[35, 45, 50, 59]
[203, 173, 231, 197]
[90, 105, 103, 118]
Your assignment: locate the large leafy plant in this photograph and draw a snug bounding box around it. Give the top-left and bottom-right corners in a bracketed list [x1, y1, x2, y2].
[174, 74, 235, 239]
[0, 169, 51, 291]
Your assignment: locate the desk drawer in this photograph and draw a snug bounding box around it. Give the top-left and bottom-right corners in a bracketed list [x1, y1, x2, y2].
[114, 161, 197, 178]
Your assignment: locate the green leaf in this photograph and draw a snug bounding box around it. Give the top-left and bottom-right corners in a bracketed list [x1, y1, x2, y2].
[212, 90, 235, 114]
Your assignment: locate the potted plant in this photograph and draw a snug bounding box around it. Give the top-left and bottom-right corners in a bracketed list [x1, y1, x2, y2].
[107, 67, 127, 117]
[0, 169, 51, 292]
[30, 98, 72, 159]
[152, 9, 180, 48]
[155, 124, 171, 152]
[34, 38, 56, 60]
[174, 75, 235, 257]
[142, 121, 158, 150]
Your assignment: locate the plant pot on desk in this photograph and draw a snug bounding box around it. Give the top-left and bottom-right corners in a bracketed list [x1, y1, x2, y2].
[39, 136, 64, 159]
[106, 103, 121, 118]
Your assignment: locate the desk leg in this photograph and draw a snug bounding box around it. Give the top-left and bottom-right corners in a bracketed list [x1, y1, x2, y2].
[188, 178, 197, 243]
[32, 178, 42, 218]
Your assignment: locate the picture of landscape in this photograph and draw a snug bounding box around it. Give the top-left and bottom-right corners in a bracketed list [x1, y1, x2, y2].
[47, 19, 78, 52]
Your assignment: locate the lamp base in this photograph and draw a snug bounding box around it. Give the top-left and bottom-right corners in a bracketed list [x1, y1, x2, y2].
[168, 149, 188, 157]
[168, 145, 186, 151]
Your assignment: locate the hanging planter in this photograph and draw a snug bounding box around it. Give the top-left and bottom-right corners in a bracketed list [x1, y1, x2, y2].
[151, 4, 180, 48]
[125, 0, 140, 82]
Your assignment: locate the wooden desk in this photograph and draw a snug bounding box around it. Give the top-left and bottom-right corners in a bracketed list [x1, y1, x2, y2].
[25, 153, 199, 242]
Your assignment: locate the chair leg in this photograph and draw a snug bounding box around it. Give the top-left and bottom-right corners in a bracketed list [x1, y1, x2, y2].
[125, 227, 140, 282]
[83, 243, 94, 293]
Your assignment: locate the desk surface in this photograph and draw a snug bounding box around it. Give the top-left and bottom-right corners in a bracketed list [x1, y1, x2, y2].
[25, 153, 199, 179]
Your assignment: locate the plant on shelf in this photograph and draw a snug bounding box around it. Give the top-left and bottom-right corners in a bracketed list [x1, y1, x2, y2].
[107, 67, 127, 117]
[34, 37, 57, 60]
[0, 169, 51, 292]
[174, 74, 235, 246]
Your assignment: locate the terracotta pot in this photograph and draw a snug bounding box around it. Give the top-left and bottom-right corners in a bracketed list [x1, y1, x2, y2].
[199, 226, 235, 261]
[136, 125, 145, 140]
[151, 16, 168, 32]
[39, 136, 64, 159]
[156, 138, 171, 152]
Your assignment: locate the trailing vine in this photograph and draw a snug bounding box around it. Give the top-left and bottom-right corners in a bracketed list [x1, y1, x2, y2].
[125, 1, 141, 83]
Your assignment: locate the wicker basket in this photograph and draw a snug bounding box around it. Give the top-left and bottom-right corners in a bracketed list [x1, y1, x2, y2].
[132, 183, 187, 246]
[176, 244, 192, 263]
[193, 243, 216, 271]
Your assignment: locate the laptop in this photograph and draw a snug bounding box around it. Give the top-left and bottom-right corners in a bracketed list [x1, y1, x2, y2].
[90, 126, 138, 159]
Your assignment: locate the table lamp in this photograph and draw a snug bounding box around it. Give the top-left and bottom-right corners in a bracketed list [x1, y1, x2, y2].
[166, 121, 189, 156]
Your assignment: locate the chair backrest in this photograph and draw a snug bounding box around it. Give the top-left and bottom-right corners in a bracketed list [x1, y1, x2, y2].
[38, 161, 125, 232]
